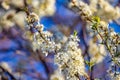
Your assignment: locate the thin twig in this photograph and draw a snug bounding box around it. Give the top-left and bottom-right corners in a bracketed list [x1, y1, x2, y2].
[0, 65, 16, 80]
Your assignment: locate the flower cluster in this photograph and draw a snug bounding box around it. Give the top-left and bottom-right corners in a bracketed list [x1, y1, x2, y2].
[0, 0, 56, 30]
[70, 0, 120, 22]
[0, 8, 26, 29]
[88, 39, 106, 64]
[70, 0, 120, 79]
[25, 0, 120, 79]
[26, 12, 56, 56]
[89, 0, 120, 22]
[50, 69, 64, 80]
[55, 35, 86, 80]
[25, 0, 56, 17]
[26, 11, 87, 79]
[70, 0, 120, 62]
[69, 0, 92, 21]
[1, 0, 55, 16]
[107, 62, 120, 80]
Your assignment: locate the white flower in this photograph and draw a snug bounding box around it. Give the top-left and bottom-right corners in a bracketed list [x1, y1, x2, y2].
[115, 74, 120, 80]
[55, 35, 86, 80]
[0, 62, 12, 73]
[30, 0, 56, 17]
[89, 39, 106, 63]
[50, 69, 64, 80]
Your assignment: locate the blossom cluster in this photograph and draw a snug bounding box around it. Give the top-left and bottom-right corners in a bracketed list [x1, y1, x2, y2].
[89, 0, 120, 22]
[25, 0, 120, 79]
[70, 0, 120, 79]
[88, 39, 107, 64]
[54, 35, 86, 80]
[0, 0, 56, 29]
[69, 0, 92, 21]
[26, 12, 86, 80]
[70, 0, 120, 22]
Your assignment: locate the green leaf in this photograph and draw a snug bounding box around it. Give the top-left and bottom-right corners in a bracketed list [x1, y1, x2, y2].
[92, 16, 100, 23]
[114, 52, 120, 57]
[90, 61, 95, 67]
[85, 61, 89, 65]
[92, 16, 100, 30]
[74, 30, 77, 36]
[85, 60, 95, 71]
[92, 23, 97, 30]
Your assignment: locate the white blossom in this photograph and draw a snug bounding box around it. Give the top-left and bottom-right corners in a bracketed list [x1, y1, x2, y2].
[55, 35, 86, 80]
[88, 39, 106, 63]
[50, 69, 64, 80]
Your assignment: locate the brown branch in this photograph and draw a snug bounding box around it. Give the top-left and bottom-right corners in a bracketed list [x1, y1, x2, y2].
[0, 65, 16, 80]
[36, 50, 50, 80]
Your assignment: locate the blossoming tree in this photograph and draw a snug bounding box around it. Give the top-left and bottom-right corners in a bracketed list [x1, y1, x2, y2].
[0, 0, 120, 80]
